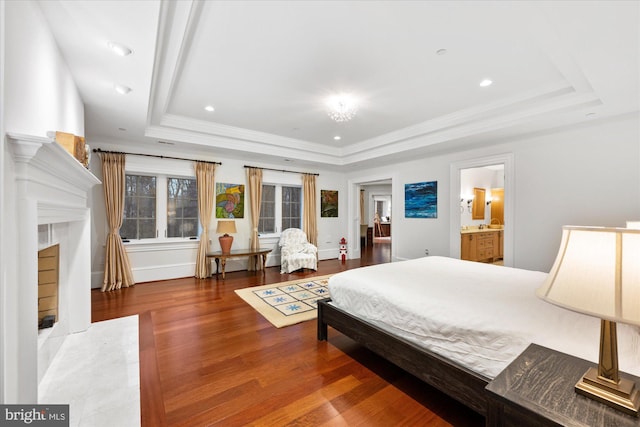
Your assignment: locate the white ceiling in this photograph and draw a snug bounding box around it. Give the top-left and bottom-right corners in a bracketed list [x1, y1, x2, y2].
[38, 0, 639, 170]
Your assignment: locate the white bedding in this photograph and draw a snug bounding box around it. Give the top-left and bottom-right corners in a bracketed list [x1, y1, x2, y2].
[328, 256, 640, 379]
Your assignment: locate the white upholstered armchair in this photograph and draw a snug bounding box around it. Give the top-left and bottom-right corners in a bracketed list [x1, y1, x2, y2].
[279, 228, 318, 273]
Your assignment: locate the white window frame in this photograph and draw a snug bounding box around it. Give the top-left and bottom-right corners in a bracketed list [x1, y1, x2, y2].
[166, 176, 199, 239]
[121, 173, 157, 240]
[122, 156, 199, 244]
[258, 170, 304, 238]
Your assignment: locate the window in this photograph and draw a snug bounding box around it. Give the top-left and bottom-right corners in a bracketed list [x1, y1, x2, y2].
[282, 186, 301, 230]
[121, 175, 156, 239]
[259, 185, 276, 233]
[167, 178, 198, 238]
[121, 173, 199, 241]
[258, 184, 302, 234]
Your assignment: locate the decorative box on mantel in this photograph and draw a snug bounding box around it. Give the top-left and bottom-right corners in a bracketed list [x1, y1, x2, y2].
[49, 130, 89, 168]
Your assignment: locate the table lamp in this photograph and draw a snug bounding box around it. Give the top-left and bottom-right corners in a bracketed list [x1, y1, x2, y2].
[216, 220, 237, 254]
[536, 226, 640, 415]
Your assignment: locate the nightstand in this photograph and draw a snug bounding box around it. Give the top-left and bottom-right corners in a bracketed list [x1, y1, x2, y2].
[486, 343, 640, 426]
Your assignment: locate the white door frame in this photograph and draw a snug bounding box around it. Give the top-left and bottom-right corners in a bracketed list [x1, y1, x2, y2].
[347, 172, 397, 261]
[449, 153, 515, 266]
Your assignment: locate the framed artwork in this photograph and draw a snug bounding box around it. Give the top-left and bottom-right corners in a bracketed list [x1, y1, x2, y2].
[405, 181, 437, 218]
[321, 190, 338, 217]
[216, 183, 245, 218]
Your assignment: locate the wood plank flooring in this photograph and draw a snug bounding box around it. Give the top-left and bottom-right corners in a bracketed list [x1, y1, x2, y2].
[91, 243, 484, 426]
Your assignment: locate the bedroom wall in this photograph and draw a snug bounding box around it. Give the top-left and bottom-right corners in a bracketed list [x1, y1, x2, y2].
[4, 1, 84, 138]
[89, 145, 347, 286]
[347, 113, 640, 273]
[1, 0, 85, 403]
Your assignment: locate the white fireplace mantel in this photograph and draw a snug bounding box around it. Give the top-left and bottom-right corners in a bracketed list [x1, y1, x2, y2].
[5, 132, 100, 403]
[8, 132, 100, 223]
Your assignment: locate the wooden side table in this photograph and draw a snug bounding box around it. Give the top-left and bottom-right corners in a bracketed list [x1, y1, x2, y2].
[486, 343, 640, 426]
[206, 248, 272, 279]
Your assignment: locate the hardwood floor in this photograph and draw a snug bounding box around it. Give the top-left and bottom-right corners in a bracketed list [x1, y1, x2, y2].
[91, 242, 483, 426]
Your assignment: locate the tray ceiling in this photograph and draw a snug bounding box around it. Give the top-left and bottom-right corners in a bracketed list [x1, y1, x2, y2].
[38, 0, 639, 169]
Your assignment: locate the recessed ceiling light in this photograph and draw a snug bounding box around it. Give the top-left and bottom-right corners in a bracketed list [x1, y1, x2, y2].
[107, 41, 132, 57]
[204, 105, 215, 112]
[479, 79, 493, 87]
[334, 136, 341, 141]
[118, 127, 127, 131]
[114, 84, 132, 95]
[436, 48, 448, 56]
[586, 112, 596, 118]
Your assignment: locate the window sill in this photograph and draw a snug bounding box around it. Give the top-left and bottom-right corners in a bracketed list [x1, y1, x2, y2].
[258, 233, 281, 239]
[122, 238, 200, 253]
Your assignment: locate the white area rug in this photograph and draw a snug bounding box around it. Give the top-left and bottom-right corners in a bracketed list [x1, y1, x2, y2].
[38, 315, 140, 427]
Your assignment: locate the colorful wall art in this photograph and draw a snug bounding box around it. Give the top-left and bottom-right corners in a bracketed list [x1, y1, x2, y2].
[405, 181, 437, 218]
[321, 190, 339, 217]
[216, 183, 245, 218]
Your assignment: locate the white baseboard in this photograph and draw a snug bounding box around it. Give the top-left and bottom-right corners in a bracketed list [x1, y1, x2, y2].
[92, 262, 196, 286]
[319, 248, 339, 260]
[91, 248, 341, 287]
[91, 271, 103, 289]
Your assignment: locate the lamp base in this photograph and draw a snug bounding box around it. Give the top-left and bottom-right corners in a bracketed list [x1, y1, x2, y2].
[219, 234, 233, 254]
[575, 367, 640, 416]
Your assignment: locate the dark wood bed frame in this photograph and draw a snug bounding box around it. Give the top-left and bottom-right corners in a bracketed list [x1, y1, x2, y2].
[317, 298, 491, 416]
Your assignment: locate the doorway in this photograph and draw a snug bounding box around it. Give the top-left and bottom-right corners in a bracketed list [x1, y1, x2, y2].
[347, 173, 396, 262]
[450, 154, 514, 266]
[372, 194, 391, 243]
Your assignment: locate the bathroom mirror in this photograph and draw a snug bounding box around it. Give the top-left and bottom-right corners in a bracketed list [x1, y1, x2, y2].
[472, 187, 485, 220]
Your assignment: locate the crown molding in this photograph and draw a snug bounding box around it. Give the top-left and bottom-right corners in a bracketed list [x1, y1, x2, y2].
[143, 0, 612, 169]
[159, 114, 337, 156]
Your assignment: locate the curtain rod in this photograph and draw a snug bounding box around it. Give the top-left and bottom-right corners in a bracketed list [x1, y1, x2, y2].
[93, 148, 221, 165]
[244, 165, 319, 176]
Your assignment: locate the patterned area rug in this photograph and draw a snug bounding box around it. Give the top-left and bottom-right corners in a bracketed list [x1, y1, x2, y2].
[234, 275, 332, 328]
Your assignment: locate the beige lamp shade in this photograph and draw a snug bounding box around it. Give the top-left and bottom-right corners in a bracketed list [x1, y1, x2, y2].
[216, 220, 237, 235]
[216, 220, 236, 254]
[536, 226, 640, 326]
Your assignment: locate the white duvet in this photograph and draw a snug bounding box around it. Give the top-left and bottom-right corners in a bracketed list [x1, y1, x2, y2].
[328, 256, 640, 379]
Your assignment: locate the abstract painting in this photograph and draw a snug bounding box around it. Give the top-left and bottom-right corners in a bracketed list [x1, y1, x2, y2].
[405, 181, 437, 218]
[321, 190, 338, 217]
[216, 183, 245, 218]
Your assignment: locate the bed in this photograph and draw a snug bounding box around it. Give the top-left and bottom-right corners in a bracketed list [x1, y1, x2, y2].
[317, 256, 640, 416]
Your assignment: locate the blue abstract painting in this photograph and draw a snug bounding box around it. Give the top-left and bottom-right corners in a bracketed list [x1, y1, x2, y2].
[405, 181, 437, 218]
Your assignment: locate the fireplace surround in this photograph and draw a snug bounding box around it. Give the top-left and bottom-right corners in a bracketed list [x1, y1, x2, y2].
[6, 132, 100, 403]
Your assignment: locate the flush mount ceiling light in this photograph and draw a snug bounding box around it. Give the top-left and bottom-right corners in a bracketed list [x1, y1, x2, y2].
[114, 84, 132, 95]
[107, 41, 132, 57]
[204, 105, 215, 112]
[479, 79, 493, 87]
[333, 136, 341, 140]
[326, 94, 358, 122]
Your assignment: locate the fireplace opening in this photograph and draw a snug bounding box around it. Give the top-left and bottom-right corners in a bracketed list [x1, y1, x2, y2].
[38, 244, 59, 329]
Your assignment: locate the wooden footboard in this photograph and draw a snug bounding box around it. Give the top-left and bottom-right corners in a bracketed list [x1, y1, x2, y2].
[317, 298, 490, 416]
